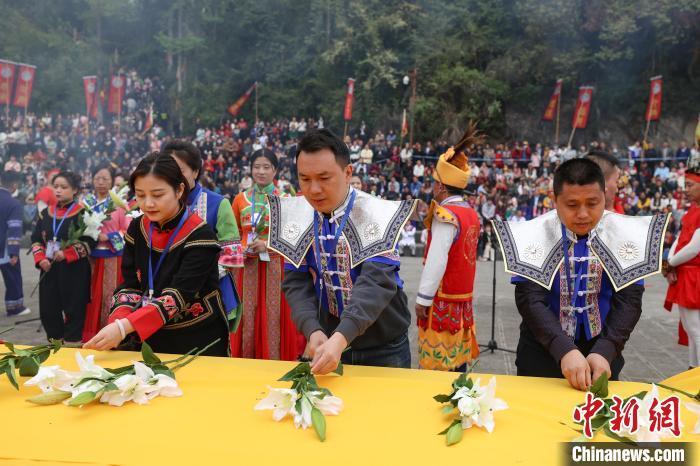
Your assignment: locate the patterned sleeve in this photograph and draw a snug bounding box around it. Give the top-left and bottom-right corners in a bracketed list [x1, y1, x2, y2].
[63, 232, 97, 263]
[63, 241, 91, 263]
[123, 232, 220, 340]
[216, 198, 244, 268]
[30, 209, 47, 266]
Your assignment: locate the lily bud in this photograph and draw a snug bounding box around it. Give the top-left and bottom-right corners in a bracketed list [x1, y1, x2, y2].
[26, 391, 72, 405]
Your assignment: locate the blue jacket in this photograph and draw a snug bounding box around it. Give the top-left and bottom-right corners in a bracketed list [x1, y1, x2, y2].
[0, 188, 23, 263]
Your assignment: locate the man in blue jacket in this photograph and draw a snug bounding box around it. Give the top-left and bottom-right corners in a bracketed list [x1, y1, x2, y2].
[0, 170, 29, 316]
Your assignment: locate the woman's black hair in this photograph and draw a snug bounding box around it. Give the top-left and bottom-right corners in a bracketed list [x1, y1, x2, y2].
[250, 148, 278, 170]
[161, 140, 203, 181]
[52, 171, 81, 191]
[129, 152, 190, 202]
[92, 163, 116, 182]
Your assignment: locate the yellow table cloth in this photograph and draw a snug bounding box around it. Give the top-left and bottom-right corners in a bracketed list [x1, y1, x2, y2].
[0, 348, 697, 466]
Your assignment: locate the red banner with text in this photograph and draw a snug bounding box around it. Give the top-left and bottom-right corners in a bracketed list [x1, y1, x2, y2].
[12, 64, 36, 108]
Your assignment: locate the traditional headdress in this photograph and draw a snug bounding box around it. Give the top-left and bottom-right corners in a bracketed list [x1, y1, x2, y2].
[435, 121, 484, 189]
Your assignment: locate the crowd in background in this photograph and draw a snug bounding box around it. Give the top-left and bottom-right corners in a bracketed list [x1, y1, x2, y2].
[1, 72, 698, 258]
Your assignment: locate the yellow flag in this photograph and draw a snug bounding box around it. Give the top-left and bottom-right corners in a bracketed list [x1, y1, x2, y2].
[695, 114, 700, 145]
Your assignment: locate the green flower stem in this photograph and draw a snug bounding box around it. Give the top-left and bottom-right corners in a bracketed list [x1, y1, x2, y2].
[169, 338, 221, 372]
[656, 383, 700, 401]
[160, 347, 198, 365]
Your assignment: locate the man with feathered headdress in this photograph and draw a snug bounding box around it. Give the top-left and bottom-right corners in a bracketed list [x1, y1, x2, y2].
[416, 123, 482, 371]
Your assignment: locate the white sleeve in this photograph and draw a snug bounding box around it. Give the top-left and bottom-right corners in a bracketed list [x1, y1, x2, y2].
[416, 221, 457, 306]
[668, 229, 700, 267]
[668, 237, 679, 258]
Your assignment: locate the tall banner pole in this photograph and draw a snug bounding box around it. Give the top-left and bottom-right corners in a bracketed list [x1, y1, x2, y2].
[567, 98, 581, 149]
[254, 81, 259, 125]
[567, 124, 577, 148]
[409, 67, 417, 148]
[555, 89, 561, 146]
[117, 91, 122, 139]
[643, 114, 652, 146]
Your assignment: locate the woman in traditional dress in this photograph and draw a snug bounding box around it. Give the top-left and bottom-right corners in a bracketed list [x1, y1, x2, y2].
[83, 153, 229, 356]
[163, 140, 244, 328]
[82, 164, 131, 341]
[231, 149, 305, 360]
[31, 171, 95, 346]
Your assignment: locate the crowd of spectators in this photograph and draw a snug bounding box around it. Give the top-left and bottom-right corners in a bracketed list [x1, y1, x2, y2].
[1, 72, 698, 260]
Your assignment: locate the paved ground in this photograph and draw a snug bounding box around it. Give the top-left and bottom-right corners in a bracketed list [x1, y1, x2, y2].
[0, 251, 688, 382]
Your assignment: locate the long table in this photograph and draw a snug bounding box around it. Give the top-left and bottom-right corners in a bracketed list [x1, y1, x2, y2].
[1, 348, 698, 465]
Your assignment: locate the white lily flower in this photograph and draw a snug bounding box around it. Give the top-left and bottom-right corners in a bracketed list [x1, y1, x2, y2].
[453, 384, 483, 420]
[684, 402, 700, 435]
[473, 377, 508, 433]
[126, 209, 143, 219]
[82, 211, 108, 241]
[618, 385, 680, 443]
[24, 365, 78, 393]
[75, 352, 112, 379]
[109, 186, 129, 210]
[149, 374, 183, 399]
[457, 394, 481, 420]
[99, 390, 123, 406]
[254, 387, 299, 422]
[65, 379, 106, 406]
[307, 391, 343, 416]
[454, 377, 508, 433]
[99, 374, 156, 406]
[294, 395, 313, 429]
[130, 382, 157, 405]
[133, 361, 155, 382]
[452, 384, 482, 400]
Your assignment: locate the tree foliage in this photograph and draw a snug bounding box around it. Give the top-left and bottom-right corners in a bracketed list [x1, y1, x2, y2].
[0, 0, 698, 141]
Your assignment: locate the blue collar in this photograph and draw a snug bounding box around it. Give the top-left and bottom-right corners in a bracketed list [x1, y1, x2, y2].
[187, 182, 202, 206]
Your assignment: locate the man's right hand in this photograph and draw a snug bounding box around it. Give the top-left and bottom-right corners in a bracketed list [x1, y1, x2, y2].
[38, 259, 51, 273]
[560, 349, 591, 391]
[303, 330, 328, 360]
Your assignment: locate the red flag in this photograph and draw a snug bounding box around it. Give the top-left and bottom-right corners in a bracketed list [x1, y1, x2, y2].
[107, 74, 125, 114]
[227, 83, 256, 117]
[542, 79, 563, 121]
[400, 108, 408, 137]
[343, 78, 355, 121]
[100, 77, 107, 111]
[142, 104, 154, 134]
[82, 75, 98, 119]
[646, 76, 662, 122]
[572, 86, 594, 129]
[0, 61, 16, 106]
[12, 64, 36, 108]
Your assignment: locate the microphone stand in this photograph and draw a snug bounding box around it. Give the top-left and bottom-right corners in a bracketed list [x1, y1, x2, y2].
[479, 232, 515, 354]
